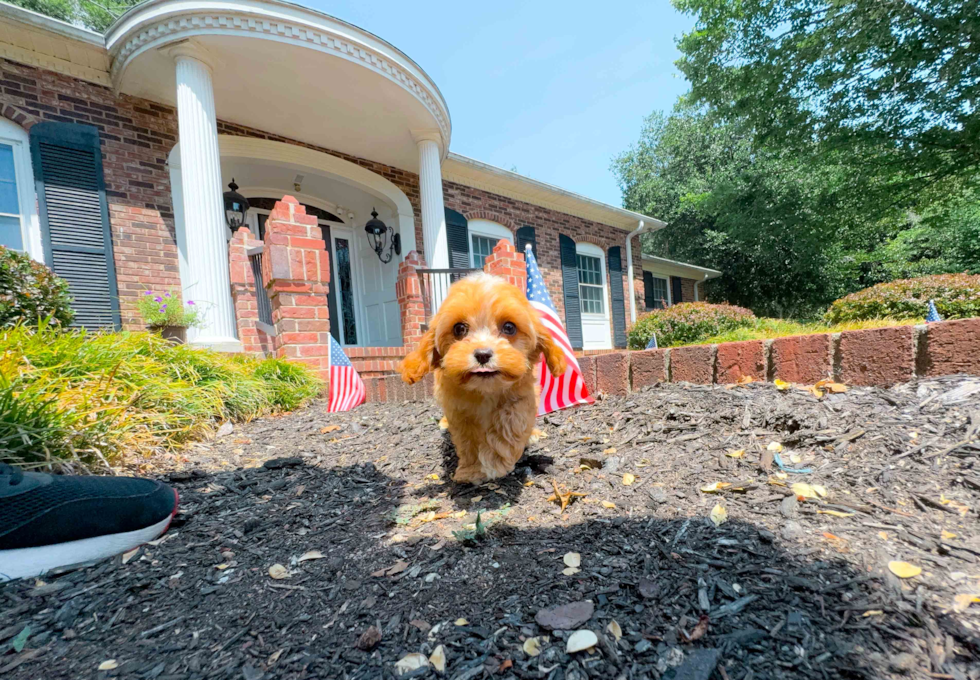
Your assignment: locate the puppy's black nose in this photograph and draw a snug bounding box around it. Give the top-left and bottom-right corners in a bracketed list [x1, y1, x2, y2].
[474, 349, 493, 365]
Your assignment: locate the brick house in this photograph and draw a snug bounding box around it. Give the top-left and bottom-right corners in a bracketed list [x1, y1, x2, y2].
[0, 0, 718, 376]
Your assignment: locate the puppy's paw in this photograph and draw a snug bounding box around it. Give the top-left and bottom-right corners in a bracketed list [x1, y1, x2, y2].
[453, 466, 486, 485]
[528, 428, 547, 445]
[438, 416, 449, 431]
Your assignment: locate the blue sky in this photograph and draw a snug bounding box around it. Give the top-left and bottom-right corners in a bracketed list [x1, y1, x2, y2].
[307, 1, 695, 208]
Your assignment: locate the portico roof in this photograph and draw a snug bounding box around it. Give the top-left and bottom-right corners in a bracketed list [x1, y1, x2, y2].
[104, 0, 452, 173]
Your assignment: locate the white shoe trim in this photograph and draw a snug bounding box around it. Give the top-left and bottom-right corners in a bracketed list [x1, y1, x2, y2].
[0, 513, 174, 582]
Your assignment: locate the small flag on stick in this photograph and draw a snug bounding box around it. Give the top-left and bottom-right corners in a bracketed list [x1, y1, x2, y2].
[327, 334, 365, 412]
[525, 244, 594, 415]
[646, 334, 658, 350]
[926, 300, 943, 323]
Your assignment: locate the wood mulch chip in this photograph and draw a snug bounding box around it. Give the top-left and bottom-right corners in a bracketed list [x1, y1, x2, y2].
[3, 376, 980, 679]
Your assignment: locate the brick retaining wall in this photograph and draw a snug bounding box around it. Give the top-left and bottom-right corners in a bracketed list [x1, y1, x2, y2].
[362, 319, 980, 404]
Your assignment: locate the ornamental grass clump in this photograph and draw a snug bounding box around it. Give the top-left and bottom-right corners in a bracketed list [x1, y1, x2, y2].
[825, 274, 980, 324]
[627, 302, 756, 349]
[0, 324, 323, 469]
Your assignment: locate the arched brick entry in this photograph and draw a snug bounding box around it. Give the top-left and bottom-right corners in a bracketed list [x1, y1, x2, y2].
[462, 210, 518, 233]
[1, 104, 38, 131]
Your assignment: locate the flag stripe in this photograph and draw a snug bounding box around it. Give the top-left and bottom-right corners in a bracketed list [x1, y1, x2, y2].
[328, 335, 365, 412]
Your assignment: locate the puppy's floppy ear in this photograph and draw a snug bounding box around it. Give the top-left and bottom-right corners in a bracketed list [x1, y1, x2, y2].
[399, 327, 440, 384]
[533, 316, 567, 377]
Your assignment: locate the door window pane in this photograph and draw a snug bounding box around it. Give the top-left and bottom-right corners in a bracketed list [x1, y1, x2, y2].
[335, 238, 357, 345]
[577, 254, 604, 314]
[0, 215, 23, 250]
[471, 235, 498, 268]
[0, 144, 19, 215]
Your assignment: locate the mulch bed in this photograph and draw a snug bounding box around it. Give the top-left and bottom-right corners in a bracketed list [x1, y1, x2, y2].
[3, 376, 980, 680]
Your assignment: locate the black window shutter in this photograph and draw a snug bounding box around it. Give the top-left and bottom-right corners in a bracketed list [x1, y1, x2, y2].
[671, 276, 683, 304]
[30, 122, 120, 330]
[558, 233, 582, 349]
[607, 246, 627, 348]
[516, 225, 537, 259]
[445, 208, 470, 269]
[643, 271, 655, 309]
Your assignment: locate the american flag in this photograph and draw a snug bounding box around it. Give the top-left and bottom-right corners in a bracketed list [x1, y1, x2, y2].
[926, 300, 943, 323]
[525, 244, 594, 415]
[327, 334, 365, 412]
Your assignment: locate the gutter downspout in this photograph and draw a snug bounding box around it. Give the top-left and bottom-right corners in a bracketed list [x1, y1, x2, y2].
[694, 271, 721, 302]
[626, 220, 664, 323]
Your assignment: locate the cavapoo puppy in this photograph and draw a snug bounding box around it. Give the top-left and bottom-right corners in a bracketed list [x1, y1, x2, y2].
[400, 273, 567, 484]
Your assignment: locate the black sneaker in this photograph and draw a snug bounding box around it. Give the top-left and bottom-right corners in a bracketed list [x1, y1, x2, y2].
[0, 463, 179, 582]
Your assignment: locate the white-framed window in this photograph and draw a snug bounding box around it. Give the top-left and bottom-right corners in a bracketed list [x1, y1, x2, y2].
[649, 275, 668, 308]
[468, 219, 512, 268]
[0, 119, 41, 261]
[577, 252, 605, 314]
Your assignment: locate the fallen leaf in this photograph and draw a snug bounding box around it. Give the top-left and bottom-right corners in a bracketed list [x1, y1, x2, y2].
[700, 482, 731, 493]
[455, 618, 469, 626]
[563, 552, 581, 568]
[320, 425, 341, 433]
[791, 482, 826, 500]
[767, 441, 783, 453]
[953, 594, 980, 612]
[98, 660, 119, 671]
[888, 561, 922, 579]
[774, 379, 789, 390]
[603, 447, 617, 454]
[470, 495, 483, 503]
[817, 509, 854, 518]
[215, 563, 231, 570]
[395, 653, 429, 676]
[268, 564, 290, 580]
[546, 479, 586, 513]
[942, 530, 957, 540]
[878, 531, 889, 540]
[429, 645, 446, 673]
[710, 503, 728, 526]
[825, 382, 847, 393]
[371, 560, 410, 578]
[566, 629, 598, 653]
[862, 610, 884, 617]
[726, 449, 746, 459]
[681, 614, 710, 643]
[122, 548, 139, 564]
[298, 550, 324, 563]
[789, 453, 803, 464]
[808, 385, 824, 398]
[426, 474, 440, 481]
[267, 649, 284, 664]
[562, 567, 581, 576]
[601, 500, 616, 509]
[607, 620, 622, 640]
[736, 374, 754, 385]
[622, 473, 635, 486]
[523, 637, 546, 657]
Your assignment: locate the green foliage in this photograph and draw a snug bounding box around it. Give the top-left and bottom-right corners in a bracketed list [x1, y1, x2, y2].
[696, 317, 920, 346]
[452, 511, 487, 543]
[136, 289, 202, 329]
[0, 326, 323, 468]
[825, 275, 980, 324]
[672, 0, 980, 192]
[7, 0, 143, 32]
[0, 247, 74, 329]
[627, 302, 755, 349]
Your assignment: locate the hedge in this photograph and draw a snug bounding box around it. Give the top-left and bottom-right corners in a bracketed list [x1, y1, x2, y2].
[825, 274, 980, 323]
[627, 302, 756, 349]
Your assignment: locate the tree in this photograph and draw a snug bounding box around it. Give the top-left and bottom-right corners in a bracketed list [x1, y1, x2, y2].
[8, 0, 142, 32]
[672, 0, 980, 194]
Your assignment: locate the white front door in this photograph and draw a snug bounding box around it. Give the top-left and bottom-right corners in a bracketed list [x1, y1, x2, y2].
[576, 243, 612, 350]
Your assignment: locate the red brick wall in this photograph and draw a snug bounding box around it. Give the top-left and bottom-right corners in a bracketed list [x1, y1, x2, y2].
[443, 181, 642, 341]
[680, 277, 696, 302]
[0, 58, 180, 328]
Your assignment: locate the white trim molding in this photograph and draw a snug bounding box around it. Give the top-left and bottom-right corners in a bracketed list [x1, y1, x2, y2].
[106, 0, 451, 157]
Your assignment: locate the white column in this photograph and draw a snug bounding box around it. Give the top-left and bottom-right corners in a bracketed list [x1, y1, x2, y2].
[413, 131, 449, 270]
[171, 44, 240, 352]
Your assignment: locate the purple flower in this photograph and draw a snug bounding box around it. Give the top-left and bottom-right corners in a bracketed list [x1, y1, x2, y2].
[164, 292, 171, 298]
[143, 290, 153, 296]
[153, 296, 163, 302]
[186, 300, 195, 305]
[159, 304, 167, 312]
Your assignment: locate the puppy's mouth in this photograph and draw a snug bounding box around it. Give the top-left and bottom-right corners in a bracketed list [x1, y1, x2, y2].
[468, 367, 500, 378]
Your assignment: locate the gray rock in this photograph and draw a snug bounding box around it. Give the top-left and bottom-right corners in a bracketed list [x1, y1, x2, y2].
[780, 495, 798, 518]
[634, 639, 653, 654]
[781, 520, 805, 541]
[535, 600, 595, 630]
[671, 648, 722, 680]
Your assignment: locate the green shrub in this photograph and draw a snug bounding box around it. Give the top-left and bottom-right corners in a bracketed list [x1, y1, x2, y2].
[0, 325, 323, 468]
[627, 302, 756, 349]
[825, 274, 980, 324]
[0, 247, 73, 328]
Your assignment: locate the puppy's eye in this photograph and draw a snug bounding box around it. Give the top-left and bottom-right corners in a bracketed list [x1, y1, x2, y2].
[501, 322, 517, 336]
[453, 322, 468, 339]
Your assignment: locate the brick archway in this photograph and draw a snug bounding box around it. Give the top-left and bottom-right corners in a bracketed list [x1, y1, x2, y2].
[1, 104, 38, 131]
[462, 210, 518, 233]
[577, 234, 604, 248]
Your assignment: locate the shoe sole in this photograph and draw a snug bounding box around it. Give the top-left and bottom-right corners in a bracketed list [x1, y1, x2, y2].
[0, 489, 179, 583]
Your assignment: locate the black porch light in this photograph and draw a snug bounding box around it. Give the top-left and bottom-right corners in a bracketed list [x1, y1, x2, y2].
[223, 179, 250, 232]
[364, 208, 400, 263]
